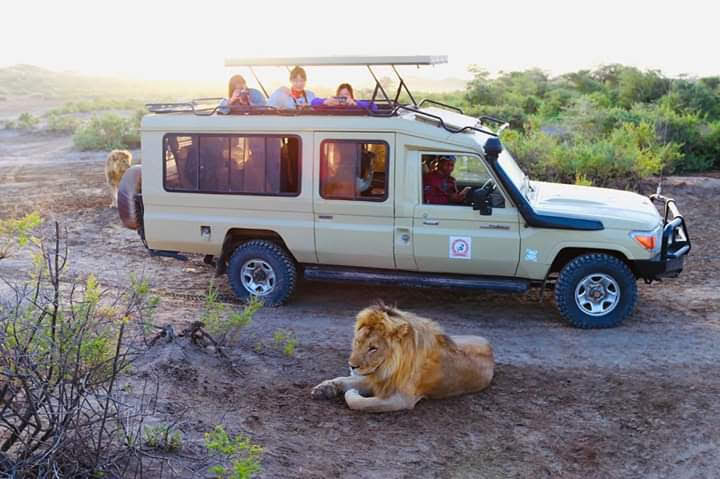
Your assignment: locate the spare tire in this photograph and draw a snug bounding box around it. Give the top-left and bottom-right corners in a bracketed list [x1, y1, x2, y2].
[118, 165, 143, 230]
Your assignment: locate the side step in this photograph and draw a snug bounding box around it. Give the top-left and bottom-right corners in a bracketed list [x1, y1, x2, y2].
[302, 265, 529, 293]
[149, 250, 188, 261]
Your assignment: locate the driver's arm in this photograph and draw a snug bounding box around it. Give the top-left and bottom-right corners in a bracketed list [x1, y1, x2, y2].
[449, 179, 471, 203]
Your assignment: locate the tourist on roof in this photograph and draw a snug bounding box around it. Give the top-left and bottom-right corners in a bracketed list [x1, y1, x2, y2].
[218, 74, 266, 113]
[268, 66, 316, 109]
[311, 83, 378, 112]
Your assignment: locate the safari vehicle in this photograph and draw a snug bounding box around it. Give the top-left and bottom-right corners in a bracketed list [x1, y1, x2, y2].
[119, 55, 691, 329]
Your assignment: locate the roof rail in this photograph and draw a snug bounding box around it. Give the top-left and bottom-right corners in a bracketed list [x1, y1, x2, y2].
[145, 97, 225, 115]
[371, 104, 499, 137]
[418, 99, 464, 114]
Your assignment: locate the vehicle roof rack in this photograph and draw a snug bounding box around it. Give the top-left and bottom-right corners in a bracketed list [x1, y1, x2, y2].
[145, 97, 225, 115]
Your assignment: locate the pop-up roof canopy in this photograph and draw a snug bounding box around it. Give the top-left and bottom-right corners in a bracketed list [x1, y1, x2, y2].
[224, 55, 448, 67]
[224, 55, 448, 108]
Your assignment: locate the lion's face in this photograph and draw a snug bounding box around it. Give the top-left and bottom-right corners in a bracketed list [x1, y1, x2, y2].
[348, 326, 393, 376]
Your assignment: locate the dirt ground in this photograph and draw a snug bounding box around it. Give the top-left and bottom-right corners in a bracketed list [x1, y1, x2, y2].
[1, 126, 720, 478]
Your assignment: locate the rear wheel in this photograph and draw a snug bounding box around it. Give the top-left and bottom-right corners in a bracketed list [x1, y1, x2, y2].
[555, 253, 637, 329]
[227, 240, 297, 306]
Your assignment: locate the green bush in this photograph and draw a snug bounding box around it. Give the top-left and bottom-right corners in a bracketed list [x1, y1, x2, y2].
[0, 211, 42, 260]
[49, 98, 145, 115]
[46, 112, 81, 133]
[16, 112, 39, 130]
[144, 424, 183, 452]
[72, 113, 139, 151]
[502, 121, 680, 188]
[272, 329, 297, 357]
[630, 104, 717, 172]
[205, 425, 263, 479]
[461, 64, 719, 179]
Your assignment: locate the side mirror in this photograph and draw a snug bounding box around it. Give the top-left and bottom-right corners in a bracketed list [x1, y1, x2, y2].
[471, 188, 493, 216]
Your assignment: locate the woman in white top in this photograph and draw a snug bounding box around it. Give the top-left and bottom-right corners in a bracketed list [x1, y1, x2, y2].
[268, 66, 316, 109]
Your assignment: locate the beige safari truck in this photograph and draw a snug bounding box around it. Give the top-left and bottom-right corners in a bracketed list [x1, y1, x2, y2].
[118, 55, 691, 329]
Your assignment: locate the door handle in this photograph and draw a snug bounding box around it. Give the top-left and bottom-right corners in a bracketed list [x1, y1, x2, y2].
[423, 220, 439, 226]
[318, 215, 333, 220]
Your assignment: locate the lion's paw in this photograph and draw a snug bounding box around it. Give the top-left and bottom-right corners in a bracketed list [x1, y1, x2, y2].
[311, 381, 339, 400]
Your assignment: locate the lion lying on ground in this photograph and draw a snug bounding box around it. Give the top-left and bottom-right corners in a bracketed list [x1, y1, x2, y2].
[311, 303, 494, 412]
[105, 149, 132, 208]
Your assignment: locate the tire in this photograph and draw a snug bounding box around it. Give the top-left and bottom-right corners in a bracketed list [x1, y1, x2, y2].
[117, 165, 142, 230]
[227, 240, 297, 306]
[554, 253, 637, 329]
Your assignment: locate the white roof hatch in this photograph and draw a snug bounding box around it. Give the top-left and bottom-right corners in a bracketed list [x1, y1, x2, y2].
[224, 55, 448, 67]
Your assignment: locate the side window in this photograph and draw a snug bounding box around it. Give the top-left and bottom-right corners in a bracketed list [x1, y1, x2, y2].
[320, 141, 388, 201]
[164, 135, 198, 191]
[164, 134, 300, 195]
[421, 154, 504, 207]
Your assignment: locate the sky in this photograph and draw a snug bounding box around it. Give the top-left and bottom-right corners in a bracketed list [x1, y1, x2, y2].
[2, 0, 719, 88]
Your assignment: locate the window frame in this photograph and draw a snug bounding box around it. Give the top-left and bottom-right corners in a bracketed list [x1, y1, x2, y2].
[319, 139, 390, 202]
[162, 133, 302, 197]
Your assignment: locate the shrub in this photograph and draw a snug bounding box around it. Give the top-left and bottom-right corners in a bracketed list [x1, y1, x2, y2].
[631, 104, 716, 172]
[144, 424, 183, 452]
[16, 111, 39, 130]
[201, 282, 262, 345]
[46, 112, 81, 133]
[0, 211, 41, 260]
[0, 223, 158, 475]
[272, 329, 298, 357]
[502, 122, 680, 188]
[205, 425, 263, 479]
[72, 113, 139, 151]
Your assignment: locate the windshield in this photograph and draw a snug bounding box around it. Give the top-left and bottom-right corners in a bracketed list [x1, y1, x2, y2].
[497, 150, 528, 194]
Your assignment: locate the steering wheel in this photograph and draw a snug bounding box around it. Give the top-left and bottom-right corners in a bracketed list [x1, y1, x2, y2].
[480, 178, 496, 193]
[464, 179, 496, 206]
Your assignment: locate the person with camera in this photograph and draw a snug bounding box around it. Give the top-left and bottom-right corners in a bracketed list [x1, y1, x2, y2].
[218, 75, 266, 114]
[312, 83, 377, 112]
[268, 66, 316, 109]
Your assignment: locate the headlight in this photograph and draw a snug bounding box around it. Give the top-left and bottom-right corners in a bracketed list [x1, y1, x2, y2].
[630, 225, 662, 253]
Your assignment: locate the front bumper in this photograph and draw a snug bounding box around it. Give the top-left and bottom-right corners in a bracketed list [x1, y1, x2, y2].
[632, 193, 691, 280]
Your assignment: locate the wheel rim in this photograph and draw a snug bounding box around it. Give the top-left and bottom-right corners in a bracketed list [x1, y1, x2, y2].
[240, 259, 276, 297]
[574, 273, 621, 317]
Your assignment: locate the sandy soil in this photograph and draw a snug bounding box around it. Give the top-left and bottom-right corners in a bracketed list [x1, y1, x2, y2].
[1, 130, 720, 478]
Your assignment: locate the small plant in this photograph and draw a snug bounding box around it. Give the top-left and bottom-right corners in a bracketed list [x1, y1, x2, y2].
[202, 281, 262, 344]
[0, 211, 41, 260]
[205, 425, 263, 479]
[574, 174, 593, 186]
[272, 329, 298, 357]
[144, 424, 183, 452]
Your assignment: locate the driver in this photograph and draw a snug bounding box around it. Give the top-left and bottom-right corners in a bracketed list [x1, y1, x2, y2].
[423, 156, 471, 205]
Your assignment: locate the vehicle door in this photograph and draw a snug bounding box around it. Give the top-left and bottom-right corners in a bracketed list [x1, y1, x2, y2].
[412, 152, 521, 276]
[313, 132, 395, 268]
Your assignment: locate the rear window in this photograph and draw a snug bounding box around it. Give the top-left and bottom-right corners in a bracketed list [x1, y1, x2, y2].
[163, 134, 300, 195]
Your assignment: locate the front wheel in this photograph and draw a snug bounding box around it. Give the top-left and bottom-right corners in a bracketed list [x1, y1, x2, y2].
[555, 253, 637, 329]
[227, 240, 297, 306]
